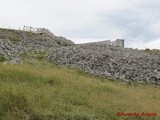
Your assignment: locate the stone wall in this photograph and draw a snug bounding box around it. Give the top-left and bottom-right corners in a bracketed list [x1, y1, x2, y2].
[85, 39, 124, 48]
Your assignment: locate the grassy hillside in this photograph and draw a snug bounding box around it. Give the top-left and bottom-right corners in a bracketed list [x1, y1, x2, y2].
[0, 61, 160, 120]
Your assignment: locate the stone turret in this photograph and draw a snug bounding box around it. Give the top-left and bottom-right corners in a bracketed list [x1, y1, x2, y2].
[113, 39, 124, 48]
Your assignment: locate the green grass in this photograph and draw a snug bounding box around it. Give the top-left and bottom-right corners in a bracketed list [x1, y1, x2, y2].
[0, 61, 160, 120]
[144, 48, 160, 54]
[8, 36, 20, 43]
[20, 50, 48, 61]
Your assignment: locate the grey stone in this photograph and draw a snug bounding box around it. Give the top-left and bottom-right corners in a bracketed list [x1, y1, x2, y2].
[49, 43, 160, 85]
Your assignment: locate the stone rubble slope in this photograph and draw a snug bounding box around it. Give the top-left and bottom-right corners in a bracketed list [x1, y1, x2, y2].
[0, 37, 58, 61]
[49, 43, 160, 85]
[0, 28, 74, 61]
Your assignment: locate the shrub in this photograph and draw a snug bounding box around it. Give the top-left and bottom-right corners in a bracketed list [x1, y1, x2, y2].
[9, 36, 20, 44]
[0, 56, 7, 62]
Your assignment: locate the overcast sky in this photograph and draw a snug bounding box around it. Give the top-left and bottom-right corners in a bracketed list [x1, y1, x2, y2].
[0, 0, 160, 49]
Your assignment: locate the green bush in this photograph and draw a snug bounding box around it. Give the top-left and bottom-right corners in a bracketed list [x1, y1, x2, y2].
[0, 56, 7, 62]
[9, 36, 20, 44]
[36, 51, 47, 60]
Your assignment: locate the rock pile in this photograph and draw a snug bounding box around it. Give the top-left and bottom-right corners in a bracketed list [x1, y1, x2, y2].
[0, 38, 22, 62]
[0, 28, 74, 61]
[49, 43, 160, 85]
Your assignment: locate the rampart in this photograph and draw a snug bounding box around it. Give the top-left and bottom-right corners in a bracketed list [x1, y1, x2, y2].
[86, 39, 124, 48]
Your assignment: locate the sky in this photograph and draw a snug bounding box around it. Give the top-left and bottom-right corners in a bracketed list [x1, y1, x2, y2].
[0, 0, 160, 49]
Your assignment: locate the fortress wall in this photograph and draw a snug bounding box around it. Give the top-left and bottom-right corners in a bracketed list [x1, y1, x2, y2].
[86, 39, 124, 48]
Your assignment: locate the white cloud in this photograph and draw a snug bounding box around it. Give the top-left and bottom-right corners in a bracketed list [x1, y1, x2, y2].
[0, 0, 160, 49]
[144, 39, 160, 49]
[151, 21, 160, 35]
[129, 39, 160, 49]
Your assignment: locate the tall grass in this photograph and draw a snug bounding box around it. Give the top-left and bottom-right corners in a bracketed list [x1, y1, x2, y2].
[0, 61, 160, 120]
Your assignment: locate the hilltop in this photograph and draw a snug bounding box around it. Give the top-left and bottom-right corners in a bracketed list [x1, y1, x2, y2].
[0, 27, 74, 62]
[0, 27, 160, 85]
